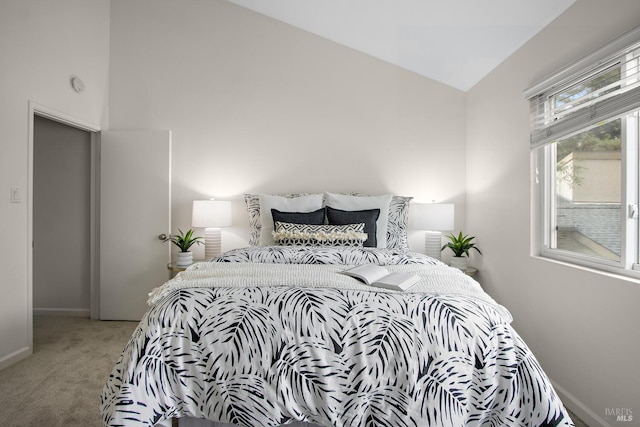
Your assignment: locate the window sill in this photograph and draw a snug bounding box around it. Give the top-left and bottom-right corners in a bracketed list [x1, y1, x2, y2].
[532, 252, 640, 284]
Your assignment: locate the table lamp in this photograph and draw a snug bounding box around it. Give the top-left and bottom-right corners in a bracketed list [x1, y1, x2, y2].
[192, 199, 232, 260]
[412, 203, 455, 260]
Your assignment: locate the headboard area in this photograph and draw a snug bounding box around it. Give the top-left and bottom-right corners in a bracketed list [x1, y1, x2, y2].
[244, 192, 413, 251]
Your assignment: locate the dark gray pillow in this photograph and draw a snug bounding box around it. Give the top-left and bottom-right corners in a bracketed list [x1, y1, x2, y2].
[271, 208, 326, 227]
[326, 207, 380, 247]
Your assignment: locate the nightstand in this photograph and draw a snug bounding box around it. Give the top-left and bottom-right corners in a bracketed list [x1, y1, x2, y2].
[167, 260, 203, 277]
[464, 267, 478, 277]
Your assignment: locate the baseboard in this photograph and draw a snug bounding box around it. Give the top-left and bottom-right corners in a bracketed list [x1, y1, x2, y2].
[552, 379, 610, 427]
[0, 346, 31, 371]
[33, 308, 90, 317]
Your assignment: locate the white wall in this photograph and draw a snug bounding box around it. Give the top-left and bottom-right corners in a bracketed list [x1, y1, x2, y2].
[108, 0, 467, 259]
[0, 0, 110, 368]
[466, 1, 640, 425]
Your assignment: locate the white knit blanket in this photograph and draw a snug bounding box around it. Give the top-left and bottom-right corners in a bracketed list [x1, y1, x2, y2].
[148, 262, 505, 314]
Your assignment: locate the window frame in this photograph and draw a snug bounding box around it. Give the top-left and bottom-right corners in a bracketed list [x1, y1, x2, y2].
[528, 26, 640, 280]
[538, 114, 639, 277]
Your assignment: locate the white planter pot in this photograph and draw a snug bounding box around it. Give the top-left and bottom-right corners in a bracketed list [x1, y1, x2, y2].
[450, 256, 468, 271]
[177, 251, 193, 267]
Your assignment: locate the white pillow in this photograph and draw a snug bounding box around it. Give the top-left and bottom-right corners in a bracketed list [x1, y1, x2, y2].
[325, 192, 392, 248]
[259, 193, 324, 246]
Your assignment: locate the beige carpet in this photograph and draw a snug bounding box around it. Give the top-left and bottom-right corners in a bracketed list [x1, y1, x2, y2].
[0, 316, 137, 427]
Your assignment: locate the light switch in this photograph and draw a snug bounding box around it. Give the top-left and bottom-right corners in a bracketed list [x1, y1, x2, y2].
[11, 187, 21, 203]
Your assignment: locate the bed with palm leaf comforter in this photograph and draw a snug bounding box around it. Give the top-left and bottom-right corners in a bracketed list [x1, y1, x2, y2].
[101, 246, 574, 427]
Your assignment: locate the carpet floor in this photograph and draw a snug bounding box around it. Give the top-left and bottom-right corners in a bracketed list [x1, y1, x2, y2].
[0, 316, 137, 426]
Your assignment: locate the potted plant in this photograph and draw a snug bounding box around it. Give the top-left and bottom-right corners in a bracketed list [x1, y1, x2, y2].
[441, 231, 482, 271]
[169, 228, 203, 266]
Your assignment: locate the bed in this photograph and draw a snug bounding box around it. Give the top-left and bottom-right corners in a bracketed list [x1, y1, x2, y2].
[100, 193, 574, 427]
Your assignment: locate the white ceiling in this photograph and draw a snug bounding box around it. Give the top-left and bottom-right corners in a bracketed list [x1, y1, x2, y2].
[226, 0, 576, 91]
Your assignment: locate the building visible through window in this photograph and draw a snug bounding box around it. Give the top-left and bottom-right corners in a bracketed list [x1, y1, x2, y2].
[553, 119, 622, 262]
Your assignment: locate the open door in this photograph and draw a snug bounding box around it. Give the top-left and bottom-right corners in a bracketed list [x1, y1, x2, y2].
[100, 130, 171, 320]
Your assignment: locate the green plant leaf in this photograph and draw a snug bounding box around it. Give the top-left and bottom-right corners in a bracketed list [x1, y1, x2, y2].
[167, 228, 203, 252]
[441, 231, 482, 257]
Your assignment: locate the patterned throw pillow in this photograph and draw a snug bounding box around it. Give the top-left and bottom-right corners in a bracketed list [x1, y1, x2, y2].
[273, 222, 367, 247]
[387, 195, 412, 252]
[332, 194, 413, 252]
[326, 207, 380, 248]
[325, 193, 391, 248]
[245, 193, 310, 247]
[244, 193, 412, 251]
[259, 194, 324, 246]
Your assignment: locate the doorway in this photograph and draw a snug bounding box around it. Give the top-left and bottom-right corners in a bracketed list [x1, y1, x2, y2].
[33, 116, 92, 317]
[28, 102, 101, 343]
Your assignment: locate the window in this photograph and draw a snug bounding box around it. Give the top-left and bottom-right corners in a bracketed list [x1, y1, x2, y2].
[526, 26, 640, 276]
[549, 117, 627, 263]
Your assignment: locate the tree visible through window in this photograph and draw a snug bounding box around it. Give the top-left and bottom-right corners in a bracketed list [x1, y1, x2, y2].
[553, 119, 622, 261]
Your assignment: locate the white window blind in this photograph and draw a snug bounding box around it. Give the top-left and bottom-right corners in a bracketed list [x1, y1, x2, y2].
[525, 26, 640, 149]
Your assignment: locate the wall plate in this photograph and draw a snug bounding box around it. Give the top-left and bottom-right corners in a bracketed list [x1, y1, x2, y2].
[11, 187, 20, 203]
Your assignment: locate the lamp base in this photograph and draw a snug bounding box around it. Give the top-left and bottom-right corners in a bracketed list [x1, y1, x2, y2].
[204, 227, 222, 260]
[424, 231, 442, 260]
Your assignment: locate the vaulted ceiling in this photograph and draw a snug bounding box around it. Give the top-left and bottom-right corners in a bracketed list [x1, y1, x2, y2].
[226, 0, 576, 91]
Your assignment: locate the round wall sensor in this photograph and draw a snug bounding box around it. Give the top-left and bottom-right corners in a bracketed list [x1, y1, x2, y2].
[70, 76, 85, 93]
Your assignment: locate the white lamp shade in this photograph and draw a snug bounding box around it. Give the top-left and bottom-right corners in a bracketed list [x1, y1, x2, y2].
[412, 203, 454, 261]
[192, 200, 232, 228]
[411, 203, 455, 231]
